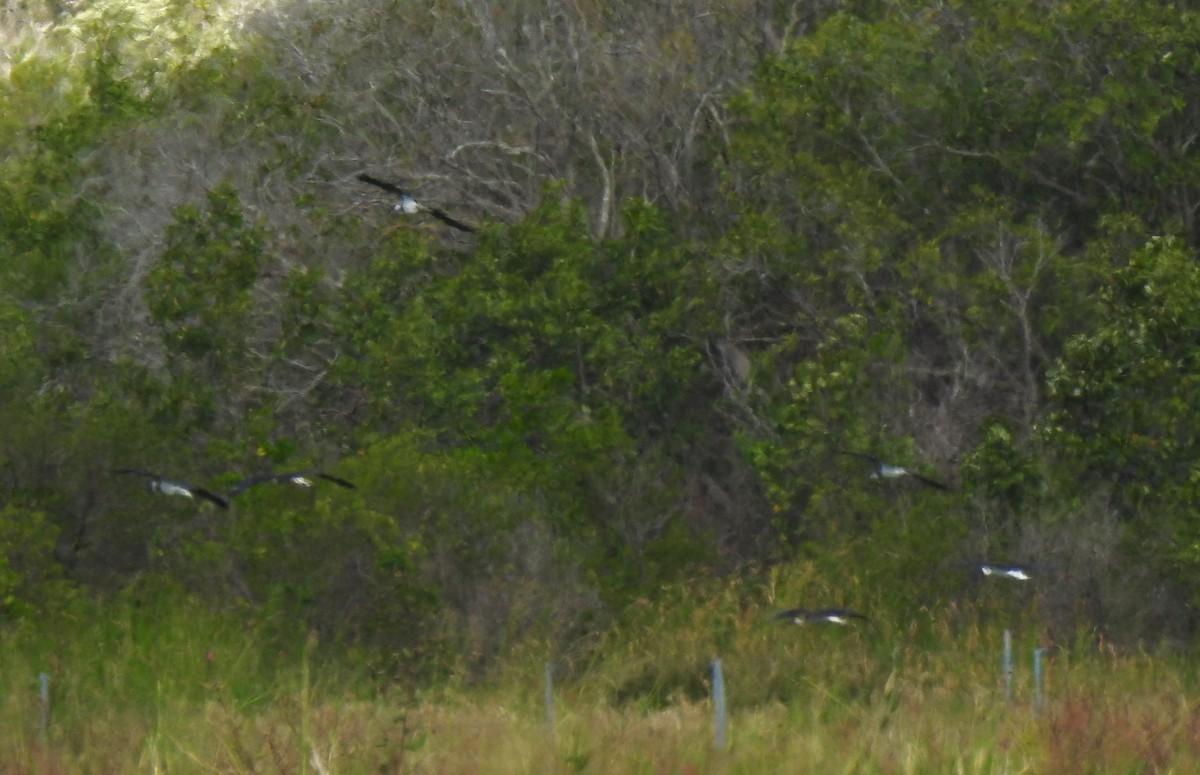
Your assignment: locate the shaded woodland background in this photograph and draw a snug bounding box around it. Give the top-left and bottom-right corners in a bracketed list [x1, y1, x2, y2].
[4, 0, 1200, 681]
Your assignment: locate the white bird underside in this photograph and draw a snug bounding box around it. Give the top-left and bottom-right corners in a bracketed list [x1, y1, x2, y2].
[982, 565, 1031, 580]
[156, 481, 193, 498]
[841, 451, 950, 490]
[357, 173, 475, 233]
[774, 607, 867, 625]
[111, 468, 230, 509]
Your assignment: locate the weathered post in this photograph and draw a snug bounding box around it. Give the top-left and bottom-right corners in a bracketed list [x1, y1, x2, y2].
[1003, 629, 1013, 702]
[711, 658, 727, 750]
[38, 672, 50, 744]
[544, 662, 555, 736]
[1033, 647, 1045, 712]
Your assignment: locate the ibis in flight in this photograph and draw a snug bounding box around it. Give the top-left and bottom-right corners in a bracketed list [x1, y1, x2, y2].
[774, 607, 868, 625]
[112, 468, 229, 509]
[840, 451, 950, 490]
[964, 561, 1034, 581]
[357, 173, 475, 233]
[227, 470, 356, 497]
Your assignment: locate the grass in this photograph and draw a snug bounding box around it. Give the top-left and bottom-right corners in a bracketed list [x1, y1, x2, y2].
[2, 570, 1200, 773]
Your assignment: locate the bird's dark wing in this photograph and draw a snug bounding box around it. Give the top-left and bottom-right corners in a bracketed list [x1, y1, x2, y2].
[359, 173, 474, 232]
[773, 608, 807, 621]
[111, 467, 159, 479]
[909, 471, 950, 490]
[315, 472, 356, 489]
[356, 173, 411, 198]
[838, 450, 886, 474]
[227, 474, 279, 497]
[230, 471, 356, 495]
[839, 452, 950, 489]
[426, 207, 475, 233]
[189, 487, 229, 510]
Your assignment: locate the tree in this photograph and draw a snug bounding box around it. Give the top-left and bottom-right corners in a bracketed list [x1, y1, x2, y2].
[1047, 232, 1200, 545]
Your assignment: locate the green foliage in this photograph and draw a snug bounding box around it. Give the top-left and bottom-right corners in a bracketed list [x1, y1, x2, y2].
[0, 299, 39, 396]
[2, 573, 1200, 772]
[733, 0, 1200, 242]
[276, 265, 328, 355]
[740, 313, 882, 543]
[959, 420, 1044, 510]
[1046, 232, 1200, 581]
[138, 181, 269, 434]
[147, 181, 265, 361]
[721, 1, 1149, 569]
[128, 438, 441, 679]
[335, 196, 711, 453]
[0, 506, 70, 620]
[337, 434, 596, 676]
[10, 0, 1200, 689]
[583, 552, 1031, 714]
[330, 196, 721, 612]
[0, 10, 153, 304]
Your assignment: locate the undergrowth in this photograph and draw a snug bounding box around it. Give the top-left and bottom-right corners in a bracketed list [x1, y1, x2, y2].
[1, 567, 1197, 773]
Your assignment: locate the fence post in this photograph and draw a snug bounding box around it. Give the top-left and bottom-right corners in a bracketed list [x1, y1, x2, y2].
[38, 672, 50, 744]
[1003, 629, 1013, 702]
[711, 658, 727, 750]
[544, 662, 555, 736]
[1033, 647, 1045, 712]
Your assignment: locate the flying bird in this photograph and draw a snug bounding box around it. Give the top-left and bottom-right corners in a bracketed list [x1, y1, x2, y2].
[774, 607, 868, 625]
[961, 561, 1034, 581]
[227, 470, 356, 497]
[112, 468, 229, 509]
[356, 173, 475, 233]
[840, 451, 950, 490]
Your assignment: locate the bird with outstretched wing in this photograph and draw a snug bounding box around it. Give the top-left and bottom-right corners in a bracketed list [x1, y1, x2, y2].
[774, 607, 868, 625]
[112, 468, 229, 509]
[956, 560, 1035, 581]
[357, 173, 475, 233]
[227, 470, 356, 498]
[839, 450, 950, 490]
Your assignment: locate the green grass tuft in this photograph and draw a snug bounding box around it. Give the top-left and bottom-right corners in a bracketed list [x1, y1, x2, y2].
[2, 566, 1199, 772]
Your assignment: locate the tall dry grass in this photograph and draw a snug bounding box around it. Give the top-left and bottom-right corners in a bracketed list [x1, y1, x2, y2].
[2, 568, 1199, 773]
